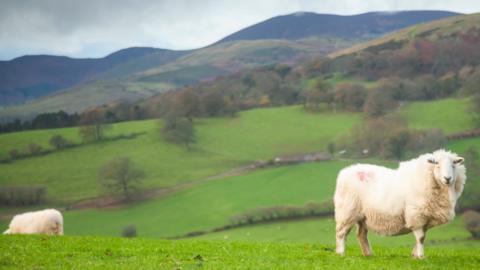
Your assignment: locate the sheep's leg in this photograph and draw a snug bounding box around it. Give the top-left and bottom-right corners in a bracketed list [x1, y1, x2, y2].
[412, 228, 426, 259]
[335, 219, 355, 256]
[356, 221, 372, 256]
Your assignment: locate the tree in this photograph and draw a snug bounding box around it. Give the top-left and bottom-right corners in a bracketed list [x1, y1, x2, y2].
[259, 95, 271, 107]
[200, 92, 225, 116]
[363, 87, 396, 118]
[78, 109, 111, 142]
[99, 157, 145, 200]
[304, 79, 332, 112]
[27, 143, 42, 155]
[49, 135, 69, 150]
[348, 116, 408, 157]
[385, 129, 411, 160]
[161, 114, 195, 149]
[169, 88, 200, 122]
[327, 142, 336, 156]
[274, 64, 291, 79]
[9, 149, 19, 160]
[242, 74, 256, 90]
[461, 70, 480, 96]
[333, 83, 366, 112]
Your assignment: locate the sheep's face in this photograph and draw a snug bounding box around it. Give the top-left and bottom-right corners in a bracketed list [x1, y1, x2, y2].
[428, 154, 464, 186]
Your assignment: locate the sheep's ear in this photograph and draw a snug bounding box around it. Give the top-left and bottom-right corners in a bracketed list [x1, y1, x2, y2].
[454, 157, 464, 164]
[428, 158, 438, 164]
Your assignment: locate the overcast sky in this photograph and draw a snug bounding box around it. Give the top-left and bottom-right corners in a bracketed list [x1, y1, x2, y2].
[1, 0, 479, 60]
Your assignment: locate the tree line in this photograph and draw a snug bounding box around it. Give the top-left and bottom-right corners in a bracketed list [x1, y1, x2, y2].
[0, 111, 80, 133]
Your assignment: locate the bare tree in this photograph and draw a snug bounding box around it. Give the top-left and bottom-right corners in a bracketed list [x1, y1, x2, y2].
[99, 157, 145, 201]
[79, 109, 111, 142]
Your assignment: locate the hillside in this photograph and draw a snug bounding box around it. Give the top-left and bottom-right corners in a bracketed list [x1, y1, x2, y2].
[0, 38, 355, 121]
[0, 48, 186, 106]
[0, 99, 472, 204]
[0, 106, 360, 202]
[0, 11, 461, 120]
[322, 12, 480, 82]
[329, 12, 480, 58]
[2, 236, 479, 269]
[0, 98, 478, 240]
[41, 134, 480, 239]
[218, 10, 459, 43]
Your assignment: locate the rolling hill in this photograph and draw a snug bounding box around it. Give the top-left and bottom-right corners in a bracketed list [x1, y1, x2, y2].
[0, 98, 476, 236]
[0, 105, 360, 203]
[0, 98, 472, 205]
[0, 38, 356, 121]
[0, 10, 461, 121]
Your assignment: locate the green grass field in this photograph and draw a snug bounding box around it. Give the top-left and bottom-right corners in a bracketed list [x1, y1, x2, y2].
[1, 235, 479, 269]
[324, 73, 378, 89]
[0, 120, 240, 202]
[399, 98, 473, 134]
[448, 137, 480, 153]
[3, 134, 471, 240]
[0, 98, 473, 204]
[196, 217, 471, 246]
[60, 160, 360, 238]
[1, 98, 478, 238]
[0, 106, 360, 203]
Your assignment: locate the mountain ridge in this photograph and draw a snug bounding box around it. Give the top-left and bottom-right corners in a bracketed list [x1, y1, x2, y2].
[216, 10, 460, 43]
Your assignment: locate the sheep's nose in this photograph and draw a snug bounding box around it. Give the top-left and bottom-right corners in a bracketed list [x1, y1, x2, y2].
[444, 176, 452, 183]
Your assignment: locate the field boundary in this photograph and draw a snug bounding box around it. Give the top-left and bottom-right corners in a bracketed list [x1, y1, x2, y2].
[167, 214, 334, 239]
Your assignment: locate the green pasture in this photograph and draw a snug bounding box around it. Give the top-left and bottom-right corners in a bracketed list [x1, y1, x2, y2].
[0, 106, 360, 203]
[60, 160, 356, 238]
[196, 217, 472, 247]
[399, 98, 473, 134]
[1, 235, 479, 269]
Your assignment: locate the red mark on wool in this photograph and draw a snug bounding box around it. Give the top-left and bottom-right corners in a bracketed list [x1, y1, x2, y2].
[357, 171, 374, 182]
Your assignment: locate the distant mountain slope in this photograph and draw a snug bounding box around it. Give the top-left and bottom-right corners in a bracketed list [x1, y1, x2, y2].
[0, 47, 186, 105]
[318, 12, 480, 81]
[217, 11, 460, 43]
[329, 12, 479, 58]
[0, 10, 462, 120]
[0, 38, 352, 121]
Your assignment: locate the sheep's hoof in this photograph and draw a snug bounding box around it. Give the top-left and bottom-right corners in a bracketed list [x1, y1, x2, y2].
[411, 254, 425, 259]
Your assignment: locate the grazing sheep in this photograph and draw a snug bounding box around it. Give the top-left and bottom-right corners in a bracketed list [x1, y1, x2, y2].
[334, 149, 466, 258]
[3, 209, 63, 235]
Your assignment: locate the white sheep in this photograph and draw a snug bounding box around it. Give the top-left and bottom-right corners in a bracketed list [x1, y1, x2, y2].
[3, 209, 63, 235]
[334, 149, 466, 258]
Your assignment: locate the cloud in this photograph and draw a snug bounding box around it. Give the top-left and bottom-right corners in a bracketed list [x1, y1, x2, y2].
[0, 0, 479, 60]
